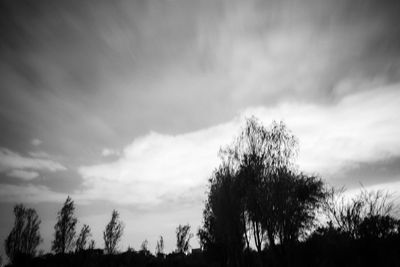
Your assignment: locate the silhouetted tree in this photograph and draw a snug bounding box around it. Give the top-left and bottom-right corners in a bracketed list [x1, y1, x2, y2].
[176, 224, 193, 254]
[103, 209, 124, 254]
[88, 240, 95, 250]
[75, 224, 92, 252]
[358, 214, 399, 239]
[140, 239, 150, 256]
[155, 235, 164, 256]
[198, 163, 246, 267]
[200, 118, 327, 266]
[52, 196, 77, 254]
[324, 188, 399, 239]
[220, 118, 301, 253]
[4, 204, 42, 263]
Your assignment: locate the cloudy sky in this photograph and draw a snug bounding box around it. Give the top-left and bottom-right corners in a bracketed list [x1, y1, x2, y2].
[1, 0, 400, 256]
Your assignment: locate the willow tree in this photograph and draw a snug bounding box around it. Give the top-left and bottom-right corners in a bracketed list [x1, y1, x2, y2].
[200, 117, 327, 265]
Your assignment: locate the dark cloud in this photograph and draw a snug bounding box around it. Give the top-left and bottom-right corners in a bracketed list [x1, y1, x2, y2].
[331, 156, 400, 189]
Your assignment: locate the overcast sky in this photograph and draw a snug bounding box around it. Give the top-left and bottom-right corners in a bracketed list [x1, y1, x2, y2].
[1, 0, 400, 257]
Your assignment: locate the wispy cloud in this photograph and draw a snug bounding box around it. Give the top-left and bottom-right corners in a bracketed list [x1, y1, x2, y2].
[7, 169, 39, 180]
[0, 148, 66, 179]
[0, 184, 65, 203]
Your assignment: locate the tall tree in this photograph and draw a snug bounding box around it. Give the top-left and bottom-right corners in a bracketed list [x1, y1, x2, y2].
[176, 224, 193, 254]
[5, 204, 42, 263]
[200, 117, 327, 266]
[199, 164, 246, 267]
[75, 224, 92, 252]
[103, 209, 124, 254]
[52, 196, 78, 254]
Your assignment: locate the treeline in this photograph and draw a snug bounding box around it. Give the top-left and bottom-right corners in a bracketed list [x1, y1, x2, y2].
[3, 117, 400, 267]
[3, 196, 194, 266]
[197, 118, 400, 267]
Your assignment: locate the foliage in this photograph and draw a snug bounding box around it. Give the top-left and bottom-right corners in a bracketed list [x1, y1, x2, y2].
[176, 224, 193, 254]
[4, 204, 42, 263]
[52, 196, 78, 254]
[103, 210, 124, 254]
[75, 224, 92, 252]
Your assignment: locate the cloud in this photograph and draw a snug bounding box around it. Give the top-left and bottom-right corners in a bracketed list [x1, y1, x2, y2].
[0, 184, 65, 203]
[243, 84, 400, 178]
[7, 169, 39, 180]
[77, 84, 400, 206]
[31, 138, 42, 146]
[78, 123, 238, 206]
[101, 148, 120, 157]
[0, 148, 66, 178]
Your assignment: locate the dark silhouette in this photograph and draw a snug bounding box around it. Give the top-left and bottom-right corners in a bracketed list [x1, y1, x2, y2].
[75, 224, 92, 252]
[103, 210, 124, 254]
[155, 235, 164, 257]
[176, 224, 193, 254]
[3, 118, 400, 267]
[140, 239, 151, 256]
[198, 163, 246, 267]
[4, 204, 42, 264]
[199, 118, 327, 266]
[52, 196, 78, 254]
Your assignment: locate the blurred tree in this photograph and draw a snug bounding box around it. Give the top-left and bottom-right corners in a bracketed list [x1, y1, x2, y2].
[75, 224, 92, 252]
[176, 224, 193, 254]
[4, 204, 42, 263]
[140, 239, 150, 256]
[103, 210, 124, 254]
[155, 235, 164, 256]
[88, 240, 95, 250]
[52, 196, 77, 254]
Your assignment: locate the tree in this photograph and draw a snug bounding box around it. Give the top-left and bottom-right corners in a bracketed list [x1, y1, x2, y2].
[324, 188, 400, 239]
[75, 224, 92, 252]
[4, 204, 42, 263]
[103, 209, 124, 254]
[155, 235, 164, 256]
[176, 224, 193, 254]
[52, 196, 78, 254]
[198, 164, 246, 267]
[140, 239, 150, 256]
[200, 117, 328, 266]
[220, 118, 301, 253]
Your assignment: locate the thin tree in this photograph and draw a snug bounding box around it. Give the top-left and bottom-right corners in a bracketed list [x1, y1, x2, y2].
[140, 239, 150, 256]
[5, 204, 42, 263]
[75, 224, 92, 252]
[176, 224, 193, 254]
[103, 209, 124, 254]
[52, 196, 78, 254]
[155, 235, 164, 257]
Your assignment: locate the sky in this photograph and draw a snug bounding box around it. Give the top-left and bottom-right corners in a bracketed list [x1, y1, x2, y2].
[1, 0, 400, 258]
